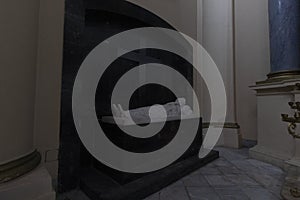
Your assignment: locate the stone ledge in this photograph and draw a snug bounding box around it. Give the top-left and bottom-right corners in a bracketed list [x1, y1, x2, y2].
[0, 150, 41, 183]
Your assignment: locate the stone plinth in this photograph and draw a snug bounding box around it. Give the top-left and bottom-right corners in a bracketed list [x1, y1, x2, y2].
[250, 79, 300, 168]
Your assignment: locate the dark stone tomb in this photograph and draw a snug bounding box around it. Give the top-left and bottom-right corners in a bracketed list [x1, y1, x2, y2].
[58, 0, 219, 199]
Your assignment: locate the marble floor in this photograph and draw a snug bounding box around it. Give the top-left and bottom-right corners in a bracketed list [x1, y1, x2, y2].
[58, 147, 286, 200]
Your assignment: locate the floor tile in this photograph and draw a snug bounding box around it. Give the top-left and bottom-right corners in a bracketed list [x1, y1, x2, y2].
[224, 174, 259, 186]
[248, 173, 283, 188]
[57, 147, 286, 200]
[182, 174, 210, 187]
[242, 186, 280, 200]
[167, 179, 185, 188]
[197, 166, 222, 175]
[214, 186, 249, 200]
[247, 159, 284, 177]
[143, 193, 159, 200]
[213, 158, 234, 167]
[160, 186, 190, 200]
[230, 160, 259, 174]
[204, 175, 235, 186]
[187, 187, 221, 200]
[218, 166, 244, 174]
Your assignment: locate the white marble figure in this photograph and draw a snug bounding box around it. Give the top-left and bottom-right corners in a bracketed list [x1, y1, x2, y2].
[111, 98, 193, 122]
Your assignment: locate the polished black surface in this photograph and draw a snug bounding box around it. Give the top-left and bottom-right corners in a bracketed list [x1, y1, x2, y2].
[58, 1, 217, 198]
[80, 151, 219, 200]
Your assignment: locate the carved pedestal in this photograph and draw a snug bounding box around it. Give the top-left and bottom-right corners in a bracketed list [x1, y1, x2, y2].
[250, 80, 299, 168]
[250, 79, 300, 199]
[281, 87, 300, 199]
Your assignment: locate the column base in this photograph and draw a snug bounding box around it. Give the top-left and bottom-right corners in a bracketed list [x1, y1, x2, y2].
[257, 70, 300, 85]
[203, 122, 242, 149]
[0, 166, 55, 200]
[0, 150, 41, 183]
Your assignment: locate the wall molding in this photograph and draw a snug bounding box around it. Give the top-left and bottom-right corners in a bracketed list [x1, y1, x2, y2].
[203, 122, 240, 129]
[0, 150, 41, 183]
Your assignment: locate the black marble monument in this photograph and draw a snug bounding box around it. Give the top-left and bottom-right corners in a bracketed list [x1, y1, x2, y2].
[58, 0, 219, 199]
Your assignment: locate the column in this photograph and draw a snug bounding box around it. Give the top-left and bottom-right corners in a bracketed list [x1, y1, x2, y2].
[268, 0, 300, 78]
[250, 0, 300, 169]
[0, 1, 55, 200]
[0, 0, 41, 184]
[200, 0, 241, 148]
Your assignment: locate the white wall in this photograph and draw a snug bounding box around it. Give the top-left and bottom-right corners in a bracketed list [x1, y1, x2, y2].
[33, 0, 65, 177]
[235, 0, 270, 140]
[127, 0, 198, 40]
[201, 0, 235, 124]
[127, 0, 235, 123]
[0, 0, 271, 178]
[127, 0, 243, 147]
[0, 0, 40, 163]
[129, 0, 271, 142]
[0, 0, 64, 178]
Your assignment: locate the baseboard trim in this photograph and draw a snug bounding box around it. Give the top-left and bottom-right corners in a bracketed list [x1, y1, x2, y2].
[0, 150, 41, 183]
[202, 122, 240, 129]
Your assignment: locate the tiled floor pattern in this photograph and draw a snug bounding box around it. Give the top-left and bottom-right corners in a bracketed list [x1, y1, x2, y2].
[58, 147, 286, 200]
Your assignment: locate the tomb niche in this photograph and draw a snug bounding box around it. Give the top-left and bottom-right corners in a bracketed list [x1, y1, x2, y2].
[58, 0, 219, 199]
